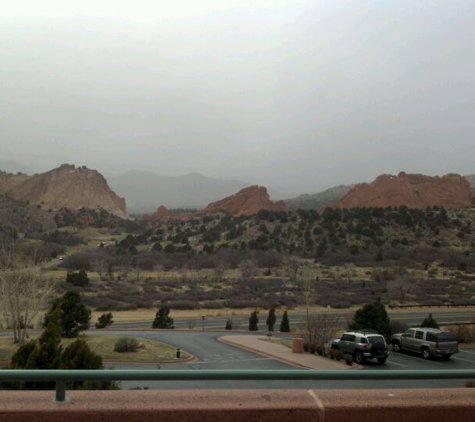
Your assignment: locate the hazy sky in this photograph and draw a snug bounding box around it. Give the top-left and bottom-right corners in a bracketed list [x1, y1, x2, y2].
[1, 0, 475, 195]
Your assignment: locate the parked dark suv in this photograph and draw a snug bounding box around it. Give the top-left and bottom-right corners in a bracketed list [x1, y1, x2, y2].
[331, 330, 389, 364]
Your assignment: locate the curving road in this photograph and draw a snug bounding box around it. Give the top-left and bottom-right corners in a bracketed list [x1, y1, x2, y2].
[91, 330, 475, 390]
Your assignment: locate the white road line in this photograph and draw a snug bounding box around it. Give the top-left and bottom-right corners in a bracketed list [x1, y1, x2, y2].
[451, 356, 475, 363]
[395, 353, 443, 365]
[386, 361, 409, 367]
[190, 357, 272, 365]
[460, 349, 475, 356]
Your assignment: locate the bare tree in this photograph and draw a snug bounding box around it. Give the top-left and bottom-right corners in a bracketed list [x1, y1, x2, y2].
[298, 263, 317, 333]
[343, 262, 357, 284]
[213, 262, 230, 283]
[0, 243, 56, 344]
[92, 259, 109, 281]
[389, 272, 414, 302]
[285, 258, 301, 283]
[154, 264, 164, 281]
[239, 259, 258, 281]
[305, 311, 342, 354]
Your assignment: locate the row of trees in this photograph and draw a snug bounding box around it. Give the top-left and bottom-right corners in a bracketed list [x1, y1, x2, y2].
[247, 308, 290, 332]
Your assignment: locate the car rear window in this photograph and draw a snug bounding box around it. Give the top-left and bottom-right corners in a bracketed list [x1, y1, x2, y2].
[436, 332, 457, 342]
[368, 336, 385, 344]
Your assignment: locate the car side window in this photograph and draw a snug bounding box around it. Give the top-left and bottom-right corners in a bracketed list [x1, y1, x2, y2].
[360, 337, 369, 344]
[347, 335, 356, 342]
[426, 332, 436, 342]
[415, 331, 424, 339]
[405, 329, 415, 338]
[341, 334, 349, 341]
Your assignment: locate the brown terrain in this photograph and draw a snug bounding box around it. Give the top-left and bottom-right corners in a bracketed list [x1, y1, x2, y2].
[0, 164, 128, 218]
[330, 172, 475, 210]
[202, 185, 286, 216]
[144, 185, 286, 222]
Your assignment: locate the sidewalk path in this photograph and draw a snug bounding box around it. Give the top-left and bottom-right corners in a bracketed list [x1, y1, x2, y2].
[219, 335, 353, 370]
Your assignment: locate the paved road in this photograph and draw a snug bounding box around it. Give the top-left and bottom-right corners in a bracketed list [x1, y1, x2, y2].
[94, 330, 475, 390]
[111, 309, 475, 331]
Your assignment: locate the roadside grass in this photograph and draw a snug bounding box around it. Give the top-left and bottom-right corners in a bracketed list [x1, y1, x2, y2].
[0, 335, 190, 363]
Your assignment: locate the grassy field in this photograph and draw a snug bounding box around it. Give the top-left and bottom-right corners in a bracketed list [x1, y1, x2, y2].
[0, 335, 190, 363]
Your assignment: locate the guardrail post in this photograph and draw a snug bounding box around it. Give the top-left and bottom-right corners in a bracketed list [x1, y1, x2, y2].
[55, 380, 67, 403]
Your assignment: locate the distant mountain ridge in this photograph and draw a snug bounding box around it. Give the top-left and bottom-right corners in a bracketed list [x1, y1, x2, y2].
[108, 171, 260, 214]
[285, 184, 354, 211]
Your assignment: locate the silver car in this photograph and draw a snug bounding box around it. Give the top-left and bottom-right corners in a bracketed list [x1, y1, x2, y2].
[391, 328, 458, 359]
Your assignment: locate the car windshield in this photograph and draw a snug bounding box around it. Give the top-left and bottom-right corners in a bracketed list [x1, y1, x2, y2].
[436, 333, 457, 342]
[368, 336, 385, 344]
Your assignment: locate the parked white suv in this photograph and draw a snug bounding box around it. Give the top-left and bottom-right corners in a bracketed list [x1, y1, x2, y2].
[331, 330, 389, 364]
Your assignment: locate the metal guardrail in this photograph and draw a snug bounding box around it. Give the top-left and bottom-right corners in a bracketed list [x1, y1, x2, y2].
[1, 369, 475, 402]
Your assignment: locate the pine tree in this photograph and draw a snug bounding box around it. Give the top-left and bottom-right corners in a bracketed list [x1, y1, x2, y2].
[249, 311, 259, 331]
[280, 310, 290, 332]
[23, 307, 63, 389]
[152, 305, 174, 329]
[44, 291, 91, 338]
[420, 313, 439, 329]
[95, 312, 114, 329]
[266, 308, 276, 332]
[349, 300, 391, 339]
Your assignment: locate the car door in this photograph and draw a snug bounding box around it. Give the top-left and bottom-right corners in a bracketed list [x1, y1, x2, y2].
[401, 329, 416, 351]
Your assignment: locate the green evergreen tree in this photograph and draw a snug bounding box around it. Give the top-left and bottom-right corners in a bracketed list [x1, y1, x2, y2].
[61, 339, 116, 390]
[44, 291, 91, 338]
[152, 305, 174, 329]
[280, 310, 290, 332]
[266, 308, 276, 332]
[420, 313, 439, 329]
[225, 319, 233, 330]
[349, 300, 391, 339]
[23, 307, 63, 390]
[249, 310, 259, 331]
[95, 312, 114, 329]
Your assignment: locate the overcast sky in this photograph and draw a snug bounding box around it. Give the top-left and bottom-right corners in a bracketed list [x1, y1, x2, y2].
[1, 0, 475, 196]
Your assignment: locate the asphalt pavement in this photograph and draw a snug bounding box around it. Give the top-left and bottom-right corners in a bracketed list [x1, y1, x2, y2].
[96, 330, 475, 390]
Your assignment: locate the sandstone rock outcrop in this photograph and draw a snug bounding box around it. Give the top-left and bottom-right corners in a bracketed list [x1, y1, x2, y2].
[202, 185, 286, 216]
[330, 172, 474, 210]
[0, 164, 128, 218]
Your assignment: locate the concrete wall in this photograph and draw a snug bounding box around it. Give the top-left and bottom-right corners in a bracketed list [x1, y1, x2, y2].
[1, 389, 474, 421]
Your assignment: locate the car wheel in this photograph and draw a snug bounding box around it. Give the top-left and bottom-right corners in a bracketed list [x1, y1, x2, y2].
[377, 357, 387, 364]
[392, 341, 401, 352]
[354, 350, 364, 364]
[421, 348, 431, 359]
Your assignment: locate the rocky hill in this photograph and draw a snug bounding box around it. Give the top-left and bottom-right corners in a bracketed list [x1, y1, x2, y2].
[201, 185, 286, 216]
[330, 172, 474, 210]
[108, 171, 258, 214]
[0, 164, 128, 218]
[465, 174, 475, 191]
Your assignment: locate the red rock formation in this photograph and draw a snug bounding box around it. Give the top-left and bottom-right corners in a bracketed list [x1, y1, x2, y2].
[202, 185, 286, 216]
[0, 164, 128, 218]
[330, 172, 474, 210]
[143, 205, 172, 222]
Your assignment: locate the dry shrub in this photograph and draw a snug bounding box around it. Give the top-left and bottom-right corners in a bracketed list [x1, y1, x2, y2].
[344, 354, 354, 366]
[465, 380, 475, 388]
[456, 325, 474, 344]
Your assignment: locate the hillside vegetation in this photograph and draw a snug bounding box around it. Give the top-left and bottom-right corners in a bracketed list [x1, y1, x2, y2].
[43, 206, 475, 312]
